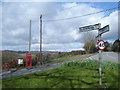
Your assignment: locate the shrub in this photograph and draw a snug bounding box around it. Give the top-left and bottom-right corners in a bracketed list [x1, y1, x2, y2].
[8, 60, 18, 68]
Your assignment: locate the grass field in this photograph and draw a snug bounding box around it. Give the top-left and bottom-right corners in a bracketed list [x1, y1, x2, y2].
[2, 60, 119, 88]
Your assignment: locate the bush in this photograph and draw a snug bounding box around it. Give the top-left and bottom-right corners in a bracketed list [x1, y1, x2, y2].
[112, 39, 120, 52]
[83, 40, 97, 53]
[8, 60, 18, 68]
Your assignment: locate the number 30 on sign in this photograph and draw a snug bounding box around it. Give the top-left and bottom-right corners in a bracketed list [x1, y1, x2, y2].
[97, 40, 106, 50]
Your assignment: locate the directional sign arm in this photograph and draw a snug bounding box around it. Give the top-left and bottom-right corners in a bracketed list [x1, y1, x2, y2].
[79, 23, 101, 32]
[96, 25, 109, 38]
[99, 25, 109, 34]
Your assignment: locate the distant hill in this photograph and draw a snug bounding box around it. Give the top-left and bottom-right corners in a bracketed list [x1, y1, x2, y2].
[2, 50, 59, 65]
[1, 50, 85, 67]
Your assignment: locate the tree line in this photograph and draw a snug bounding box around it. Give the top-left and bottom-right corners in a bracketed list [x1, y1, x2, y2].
[83, 39, 120, 53]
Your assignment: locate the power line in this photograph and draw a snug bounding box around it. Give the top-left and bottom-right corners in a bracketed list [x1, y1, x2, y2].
[42, 4, 81, 16]
[44, 7, 118, 22]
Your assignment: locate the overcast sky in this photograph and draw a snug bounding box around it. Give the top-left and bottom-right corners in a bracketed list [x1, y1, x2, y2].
[1, 1, 119, 52]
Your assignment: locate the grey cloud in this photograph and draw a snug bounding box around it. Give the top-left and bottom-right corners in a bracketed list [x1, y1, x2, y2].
[100, 11, 118, 41]
[2, 2, 118, 51]
[2, 2, 58, 48]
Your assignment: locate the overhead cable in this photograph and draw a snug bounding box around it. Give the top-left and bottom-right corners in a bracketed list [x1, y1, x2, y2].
[44, 7, 118, 22]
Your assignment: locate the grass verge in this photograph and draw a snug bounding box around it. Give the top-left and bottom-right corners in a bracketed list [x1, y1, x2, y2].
[2, 60, 119, 88]
[43, 54, 87, 64]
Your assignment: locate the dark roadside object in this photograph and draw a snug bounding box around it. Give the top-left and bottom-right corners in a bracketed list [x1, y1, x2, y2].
[10, 65, 20, 73]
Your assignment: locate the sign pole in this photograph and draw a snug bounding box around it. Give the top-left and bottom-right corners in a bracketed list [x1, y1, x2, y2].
[98, 24, 102, 87]
[79, 23, 109, 87]
[99, 49, 102, 86]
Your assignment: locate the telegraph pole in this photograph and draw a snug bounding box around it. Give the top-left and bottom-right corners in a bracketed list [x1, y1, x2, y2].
[40, 15, 43, 64]
[29, 20, 31, 54]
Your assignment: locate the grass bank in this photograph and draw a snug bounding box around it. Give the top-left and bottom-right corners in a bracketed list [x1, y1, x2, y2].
[43, 54, 87, 64]
[2, 60, 119, 88]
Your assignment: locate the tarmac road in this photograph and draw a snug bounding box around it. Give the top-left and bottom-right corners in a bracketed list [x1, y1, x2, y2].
[87, 52, 119, 62]
[1, 54, 92, 79]
[1, 64, 61, 79]
[1, 52, 119, 79]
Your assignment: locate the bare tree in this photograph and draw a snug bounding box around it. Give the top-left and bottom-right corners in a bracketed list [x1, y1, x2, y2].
[82, 32, 97, 53]
[83, 32, 97, 43]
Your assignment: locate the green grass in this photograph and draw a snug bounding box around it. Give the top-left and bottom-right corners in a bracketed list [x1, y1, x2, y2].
[2, 60, 119, 88]
[43, 54, 85, 64]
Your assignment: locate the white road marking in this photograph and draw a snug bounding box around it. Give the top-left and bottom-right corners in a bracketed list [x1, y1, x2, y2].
[106, 53, 116, 59]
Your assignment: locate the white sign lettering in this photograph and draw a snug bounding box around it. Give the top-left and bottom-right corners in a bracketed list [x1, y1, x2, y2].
[79, 23, 101, 32]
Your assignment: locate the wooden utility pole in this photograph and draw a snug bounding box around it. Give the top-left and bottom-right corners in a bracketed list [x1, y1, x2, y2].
[40, 15, 43, 64]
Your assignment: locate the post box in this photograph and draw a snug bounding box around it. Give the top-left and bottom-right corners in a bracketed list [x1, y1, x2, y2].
[5, 63, 9, 70]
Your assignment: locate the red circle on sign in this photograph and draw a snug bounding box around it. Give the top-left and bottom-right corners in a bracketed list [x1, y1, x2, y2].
[97, 40, 106, 50]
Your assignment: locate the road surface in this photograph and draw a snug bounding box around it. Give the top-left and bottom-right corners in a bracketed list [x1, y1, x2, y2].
[87, 52, 119, 62]
[1, 52, 119, 79]
[1, 54, 92, 79]
[1, 64, 61, 79]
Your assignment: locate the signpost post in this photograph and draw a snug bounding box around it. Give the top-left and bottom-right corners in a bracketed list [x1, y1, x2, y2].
[79, 23, 109, 87]
[97, 39, 106, 86]
[97, 25, 109, 87]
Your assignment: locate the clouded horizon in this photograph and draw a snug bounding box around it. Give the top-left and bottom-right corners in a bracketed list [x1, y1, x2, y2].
[1, 2, 119, 52]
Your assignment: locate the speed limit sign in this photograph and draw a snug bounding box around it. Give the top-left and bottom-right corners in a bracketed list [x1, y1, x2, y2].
[97, 40, 106, 50]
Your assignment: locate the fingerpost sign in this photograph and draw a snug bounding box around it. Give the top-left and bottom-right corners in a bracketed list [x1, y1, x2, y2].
[79, 23, 109, 86]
